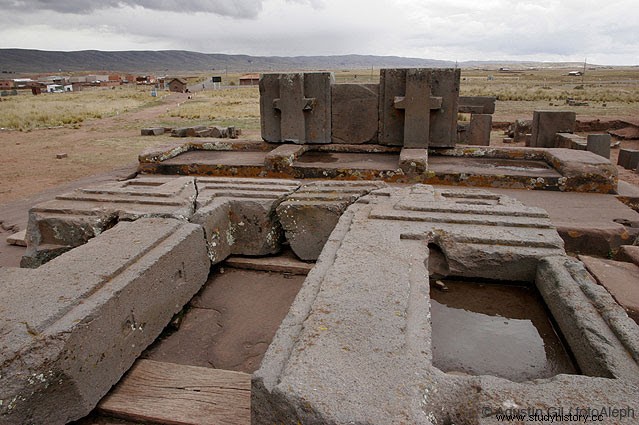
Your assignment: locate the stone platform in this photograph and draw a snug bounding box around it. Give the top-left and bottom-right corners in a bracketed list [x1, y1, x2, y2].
[253, 185, 639, 424]
[137, 139, 618, 193]
[2, 178, 639, 424]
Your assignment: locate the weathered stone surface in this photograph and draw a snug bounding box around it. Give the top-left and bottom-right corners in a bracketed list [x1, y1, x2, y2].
[615, 244, 639, 265]
[171, 126, 208, 138]
[276, 181, 386, 260]
[530, 110, 576, 148]
[544, 148, 618, 194]
[192, 177, 300, 264]
[6, 229, 26, 246]
[580, 255, 639, 324]
[141, 127, 165, 136]
[513, 118, 532, 142]
[0, 218, 210, 425]
[618, 148, 639, 169]
[556, 132, 586, 150]
[331, 83, 378, 144]
[456, 121, 469, 144]
[399, 148, 428, 174]
[378, 68, 460, 148]
[458, 96, 496, 114]
[255, 186, 639, 424]
[468, 113, 492, 146]
[264, 144, 307, 173]
[260, 72, 334, 144]
[537, 256, 639, 378]
[587, 133, 612, 159]
[21, 176, 197, 267]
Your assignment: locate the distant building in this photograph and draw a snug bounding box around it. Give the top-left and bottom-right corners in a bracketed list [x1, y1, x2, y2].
[568, 71, 583, 76]
[167, 78, 188, 93]
[239, 73, 260, 86]
[0, 80, 14, 90]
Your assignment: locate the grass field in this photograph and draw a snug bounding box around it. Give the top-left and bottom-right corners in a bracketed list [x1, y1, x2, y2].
[0, 86, 165, 131]
[1, 68, 637, 132]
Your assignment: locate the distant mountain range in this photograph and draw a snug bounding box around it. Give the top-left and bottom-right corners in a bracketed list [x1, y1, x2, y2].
[0, 48, 600, 75]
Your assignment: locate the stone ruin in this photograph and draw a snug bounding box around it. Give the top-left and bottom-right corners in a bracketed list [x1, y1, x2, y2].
[2, 68, 639, 424]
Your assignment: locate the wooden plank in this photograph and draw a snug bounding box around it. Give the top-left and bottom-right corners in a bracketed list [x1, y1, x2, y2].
[98, 359, 250, 425]
[225, 253, 314, 275]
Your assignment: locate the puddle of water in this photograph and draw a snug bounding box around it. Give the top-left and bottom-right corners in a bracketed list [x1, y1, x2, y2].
[296, 151, 340, 163]
[430, 279, 577, 382]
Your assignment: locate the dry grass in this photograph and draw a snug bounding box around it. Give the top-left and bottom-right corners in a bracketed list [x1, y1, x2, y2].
[159, 86, 261, 130]
[0, 86, 163, 131]
[460, 68, 639, 103]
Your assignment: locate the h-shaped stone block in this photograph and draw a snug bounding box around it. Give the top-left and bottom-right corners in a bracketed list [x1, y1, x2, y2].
[260, 72, 334, 144]
[379, 68, 460, 148]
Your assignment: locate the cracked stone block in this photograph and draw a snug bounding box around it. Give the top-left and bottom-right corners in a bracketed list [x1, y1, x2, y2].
[276, 181, 387, 260]
[20, 176, 198, 268]
[0, 218, 210, 425]
[191, 177, 300, 264]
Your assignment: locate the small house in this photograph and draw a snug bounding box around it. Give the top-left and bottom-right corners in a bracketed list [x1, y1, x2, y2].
[239, 74, 260, 86]
[568, 71, 583, 77]
[0, 80, 14, 90]
[167, 78, 188, 93]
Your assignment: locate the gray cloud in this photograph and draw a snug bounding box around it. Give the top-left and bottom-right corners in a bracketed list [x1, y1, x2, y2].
[0, 0, 265, 18]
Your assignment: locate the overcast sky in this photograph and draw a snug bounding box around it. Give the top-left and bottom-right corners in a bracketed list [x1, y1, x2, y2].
[0, 0, 637, 65]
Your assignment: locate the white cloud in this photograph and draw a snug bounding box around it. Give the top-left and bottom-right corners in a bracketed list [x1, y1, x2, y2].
[0, 0, 637, 65]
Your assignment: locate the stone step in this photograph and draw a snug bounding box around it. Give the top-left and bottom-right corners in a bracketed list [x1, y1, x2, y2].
[98, 359, 250, 425]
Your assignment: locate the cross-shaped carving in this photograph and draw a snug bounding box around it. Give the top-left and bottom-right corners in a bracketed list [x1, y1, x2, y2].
[393, 70, 443, 148]
[272, 74, 316, 143]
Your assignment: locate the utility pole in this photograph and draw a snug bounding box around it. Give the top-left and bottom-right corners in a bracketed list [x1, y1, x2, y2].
[582, 58, 586, 85]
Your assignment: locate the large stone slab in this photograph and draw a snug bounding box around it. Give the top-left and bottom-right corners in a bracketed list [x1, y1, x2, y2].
[260, 72, 334, 144]
[0, 218, 210, 425]
[587, 133, 611, 159]
[276, 180, 386, 260]
[530, 110, 576, 148]
[580, 255, 639, 323]
[192, 177, 300, 264]
[331, 83, 378, 144]
[378, 68, 460, 148]
[21, 176, 197, 267]
[468, 113, 492, 146]
[254, 185, 639, 424]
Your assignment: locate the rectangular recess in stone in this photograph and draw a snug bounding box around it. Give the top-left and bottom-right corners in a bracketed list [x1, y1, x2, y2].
[430, 279, 577, 382]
